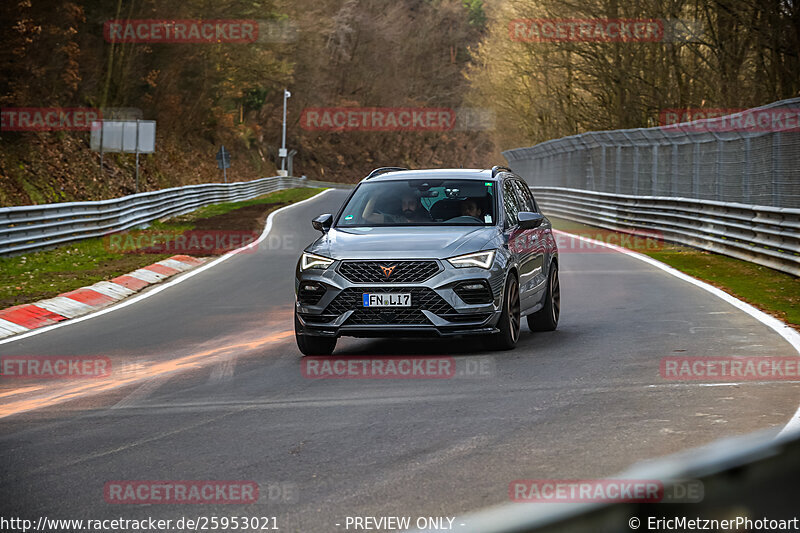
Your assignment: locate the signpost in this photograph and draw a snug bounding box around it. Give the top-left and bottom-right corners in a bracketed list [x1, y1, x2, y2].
[287, 149, 297, 177]
[216, 146, 231, 183]
[90, 119, 156, 193]
[280, 89, 291, 176]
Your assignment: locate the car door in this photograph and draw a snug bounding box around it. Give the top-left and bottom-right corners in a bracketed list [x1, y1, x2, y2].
[511, 179, 549, 306]
[502, 178, 539, 309]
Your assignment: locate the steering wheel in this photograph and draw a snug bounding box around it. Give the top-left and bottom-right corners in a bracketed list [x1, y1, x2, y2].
[447, 215, 483, 223]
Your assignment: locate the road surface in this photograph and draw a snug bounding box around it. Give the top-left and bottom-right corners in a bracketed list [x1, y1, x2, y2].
[1, 189, 797, 532]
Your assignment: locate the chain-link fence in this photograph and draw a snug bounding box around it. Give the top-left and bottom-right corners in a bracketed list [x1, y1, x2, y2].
[503, 98, 800, 208]
[502, 99, 800, 275]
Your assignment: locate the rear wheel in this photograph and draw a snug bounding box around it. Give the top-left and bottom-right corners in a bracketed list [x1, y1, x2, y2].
[527, 263, 560, 332]
[489, 275, 521, 350]
[295, 313, 337, 356]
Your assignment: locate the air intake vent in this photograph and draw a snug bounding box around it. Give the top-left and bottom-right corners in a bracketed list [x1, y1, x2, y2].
[454, 280, 494, 304]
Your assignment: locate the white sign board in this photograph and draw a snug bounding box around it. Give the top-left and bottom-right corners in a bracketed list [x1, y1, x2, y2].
[90, 120, 156, 153]
[100, 107, 143, 120]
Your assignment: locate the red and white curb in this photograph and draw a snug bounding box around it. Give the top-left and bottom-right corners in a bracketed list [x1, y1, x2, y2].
[0, 255, 205, 339]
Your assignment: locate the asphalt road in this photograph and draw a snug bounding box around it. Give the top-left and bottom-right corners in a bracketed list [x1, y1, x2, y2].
[1, 188, 798, 532]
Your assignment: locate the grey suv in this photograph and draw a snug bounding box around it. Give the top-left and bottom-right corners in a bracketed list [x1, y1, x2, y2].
[294, 167, 560, 355]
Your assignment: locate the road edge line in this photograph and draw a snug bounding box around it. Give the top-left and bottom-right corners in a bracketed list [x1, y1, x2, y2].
[553, 229, 800, 438]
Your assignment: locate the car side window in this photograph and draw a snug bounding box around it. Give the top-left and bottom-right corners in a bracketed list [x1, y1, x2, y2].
[502, 179, 520, 227]
[519, 181, 542, 213]
[511, 180, 535, 213]
[524, 185, 542, 213]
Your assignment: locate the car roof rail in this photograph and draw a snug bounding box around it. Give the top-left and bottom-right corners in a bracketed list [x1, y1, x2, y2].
[365, 167, 409, 180]
[491, 165, 513, 178]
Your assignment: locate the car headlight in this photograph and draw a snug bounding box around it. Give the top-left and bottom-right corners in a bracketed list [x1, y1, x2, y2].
[300, 252, 334, 271]
[447, 250, 496, 269]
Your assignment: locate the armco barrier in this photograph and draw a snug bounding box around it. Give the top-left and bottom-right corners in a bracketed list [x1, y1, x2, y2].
[409, 428, 800, 533]
[0, 177, 350, 256]
[504, 98, 800, 276]
[530, 186, 800, 276]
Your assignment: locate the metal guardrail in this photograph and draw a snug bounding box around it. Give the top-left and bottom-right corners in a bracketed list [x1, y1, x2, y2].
[531, 186, 800, 276]
[504, 98, 800, 276]
[412, 428, 800, 533]
[0, 176, 350, 256]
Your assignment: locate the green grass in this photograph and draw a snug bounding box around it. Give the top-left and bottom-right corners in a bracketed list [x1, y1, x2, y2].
[548, 216, 800, 328]
[0, 187, 325, 309]
[0, 238, 173, 309]
[178, 187, 323, 221]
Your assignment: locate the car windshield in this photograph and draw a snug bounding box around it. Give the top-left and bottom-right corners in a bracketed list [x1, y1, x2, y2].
[337, 179, 496, 227]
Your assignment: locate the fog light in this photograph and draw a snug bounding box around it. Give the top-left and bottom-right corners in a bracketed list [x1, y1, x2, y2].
[454, 280, 493, 304]
[298, 281, 327, 305]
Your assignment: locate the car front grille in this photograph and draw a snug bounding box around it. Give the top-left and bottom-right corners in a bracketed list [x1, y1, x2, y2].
[324, 287, 454, 325]
[338, 260, 440, 283]
[347, 308, 429, 325]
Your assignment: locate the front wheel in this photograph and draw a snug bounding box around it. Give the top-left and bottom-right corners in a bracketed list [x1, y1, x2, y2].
[295, 314, 337, 356]
[527, 263, 560, 332]
[489, 275, 521, 351]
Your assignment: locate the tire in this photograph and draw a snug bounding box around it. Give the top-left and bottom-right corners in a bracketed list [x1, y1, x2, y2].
[295, 313, 337, 356]
[489, 275, 521, 351]
[527, 263, 560, 332]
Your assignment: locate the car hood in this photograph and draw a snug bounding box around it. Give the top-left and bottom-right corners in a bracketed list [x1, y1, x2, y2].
[307, 226, 498, 260]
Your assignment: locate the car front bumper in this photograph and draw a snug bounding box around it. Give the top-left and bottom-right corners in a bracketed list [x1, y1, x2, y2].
[295, 257, 508, 339]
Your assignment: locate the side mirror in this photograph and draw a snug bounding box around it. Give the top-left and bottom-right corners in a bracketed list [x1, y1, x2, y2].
[518, 212, 544, 229]
[312, 213, 333, 232]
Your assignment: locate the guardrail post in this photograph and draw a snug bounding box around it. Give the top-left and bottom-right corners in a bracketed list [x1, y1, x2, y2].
[743, 136, 752, 201]
[600, 145, 607, 191]
[567, 150, 573, 187]
[615, 145, 622, 194]
[671, 143, 679, 196]
[772, 132, 781, 207]
[693, 142, 700, 198]
[538, 157, 544, 186]
[585, 152, 592, 190]
[716, 139, 723, 201]
[633, 145, 639, 195]
[651, 144, 658, 195]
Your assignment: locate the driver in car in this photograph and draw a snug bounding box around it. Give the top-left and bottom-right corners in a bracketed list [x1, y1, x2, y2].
[364, 191, 431, 223]
[399, 192, 431, 223]
[460, 198, 482, 218]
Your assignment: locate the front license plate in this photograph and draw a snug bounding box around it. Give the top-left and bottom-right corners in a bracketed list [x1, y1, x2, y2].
[362, 293, 411, 307]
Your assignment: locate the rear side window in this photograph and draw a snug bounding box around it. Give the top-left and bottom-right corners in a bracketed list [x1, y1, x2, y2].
[511, 180, 536, 213]
[502, 180, 520, 226]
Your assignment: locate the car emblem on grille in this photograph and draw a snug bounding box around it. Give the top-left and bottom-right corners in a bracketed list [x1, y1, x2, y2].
[380, 264, 397, 278]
